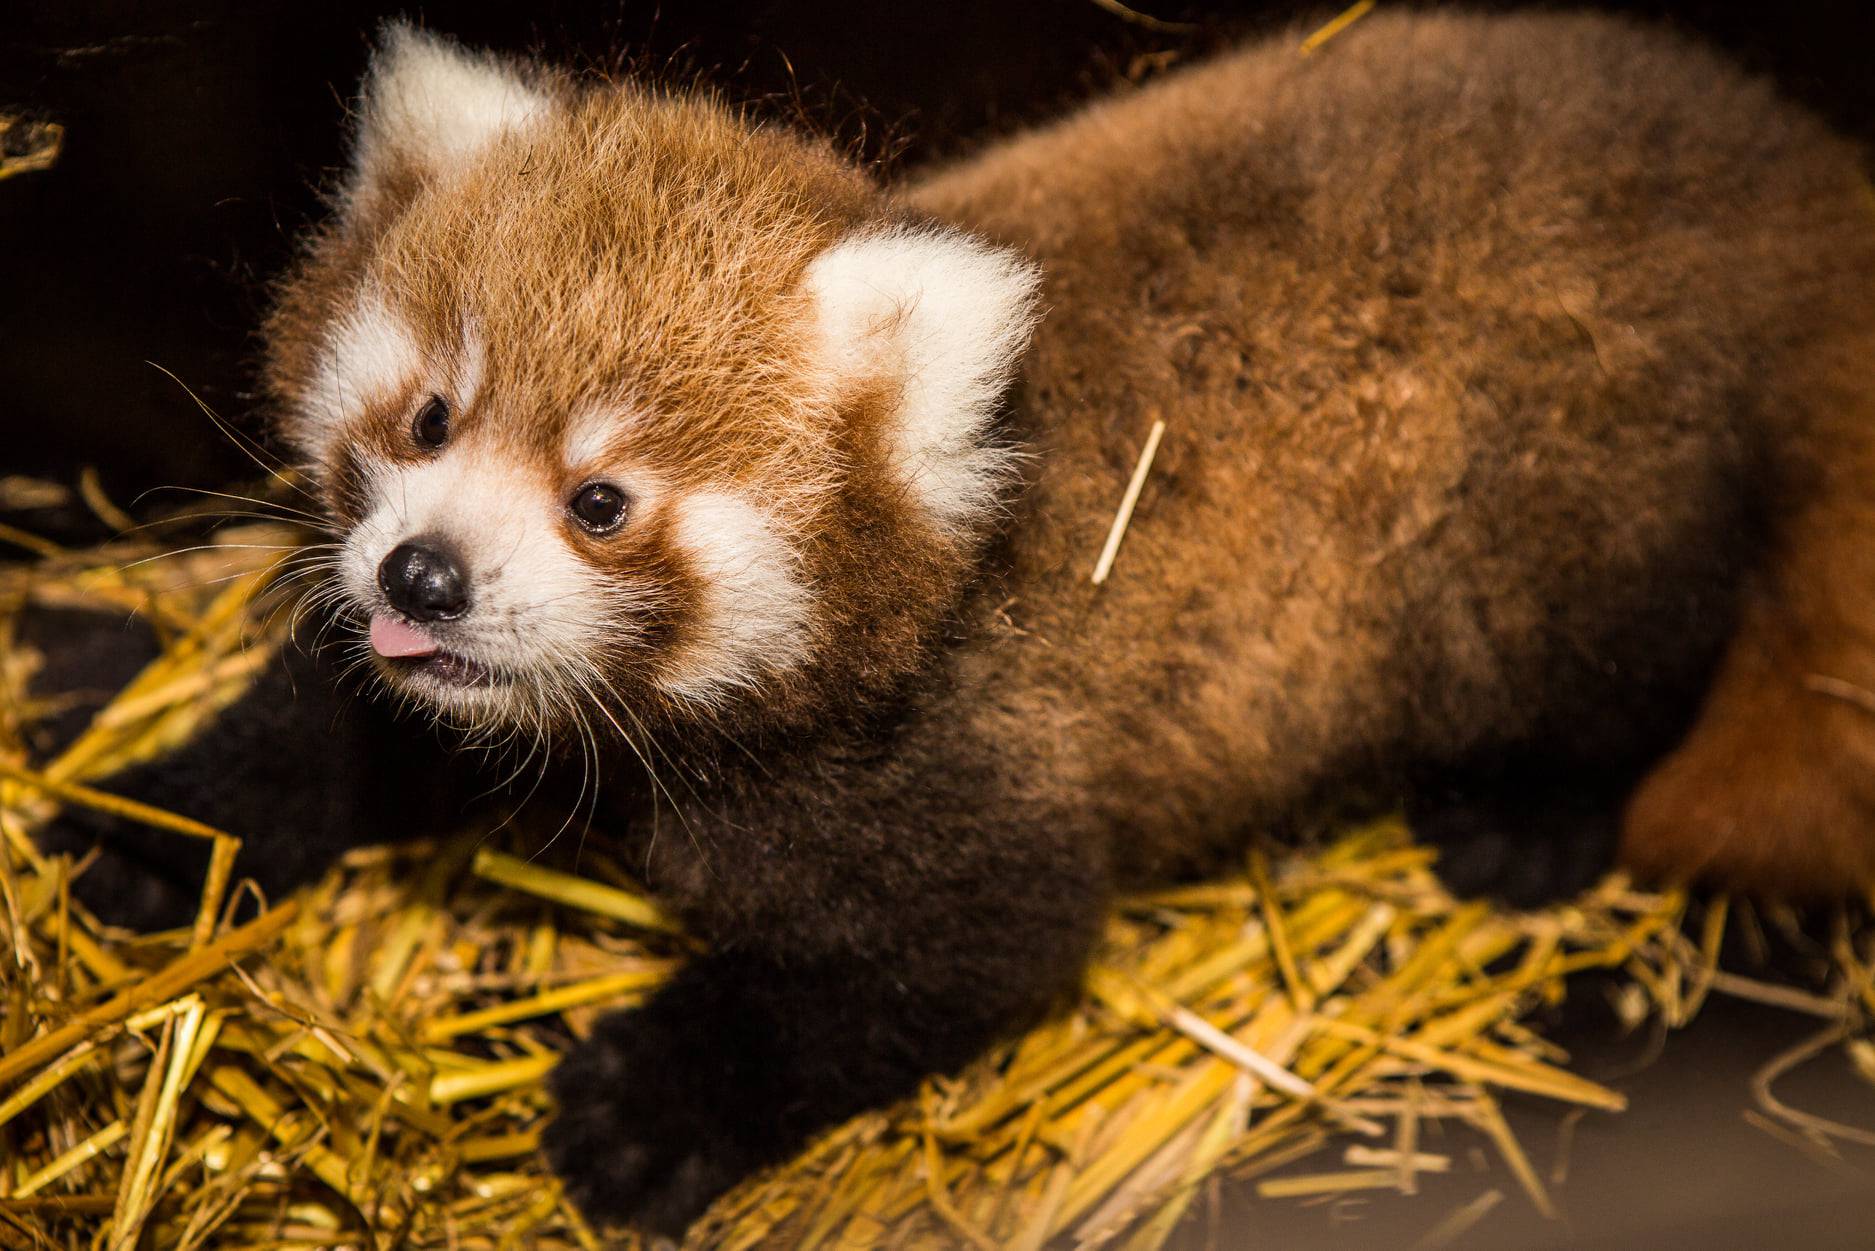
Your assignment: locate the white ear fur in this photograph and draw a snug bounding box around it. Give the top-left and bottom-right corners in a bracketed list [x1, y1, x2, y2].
[807, 226, 1042, 536]
[349, 24, 554, 209]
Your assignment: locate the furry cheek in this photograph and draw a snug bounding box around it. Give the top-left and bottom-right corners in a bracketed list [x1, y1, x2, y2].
[656, 490, 813, 709]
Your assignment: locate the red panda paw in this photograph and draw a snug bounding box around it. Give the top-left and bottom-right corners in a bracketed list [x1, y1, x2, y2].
[1413, 789, 1621, 910]
[1621, 711, 1875, 898]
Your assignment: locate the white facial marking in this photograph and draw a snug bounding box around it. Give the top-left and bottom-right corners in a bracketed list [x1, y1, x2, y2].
[663, 490, 811, 705]
[563, 406, 637, 471]
[807, 225, 1042, 536]
[298, 295, 422, 462]
[452, 324, 487, 416]
[352, 24, 553, 205]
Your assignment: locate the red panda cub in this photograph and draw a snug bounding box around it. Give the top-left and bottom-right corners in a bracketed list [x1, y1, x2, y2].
[45, 10, 1875, 1235]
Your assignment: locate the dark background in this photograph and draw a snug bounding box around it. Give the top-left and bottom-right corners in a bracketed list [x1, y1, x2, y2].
[5, 3, 1875, 1245]
[2, 0, 1873, 513]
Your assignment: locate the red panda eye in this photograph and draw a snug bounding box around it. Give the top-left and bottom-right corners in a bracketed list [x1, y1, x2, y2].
[411, 396, 450, 449]
[570, 482, 628, 533]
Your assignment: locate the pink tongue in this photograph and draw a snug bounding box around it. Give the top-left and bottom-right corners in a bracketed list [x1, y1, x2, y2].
[370, 612, 441, 659]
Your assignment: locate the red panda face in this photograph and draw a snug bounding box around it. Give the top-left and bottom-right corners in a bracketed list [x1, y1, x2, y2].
[293, 276, 826, 734]
[264, 26, 1040, 743]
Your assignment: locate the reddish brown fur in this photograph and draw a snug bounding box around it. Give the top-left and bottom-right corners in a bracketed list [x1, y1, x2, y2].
[906, 11, 1875, 890]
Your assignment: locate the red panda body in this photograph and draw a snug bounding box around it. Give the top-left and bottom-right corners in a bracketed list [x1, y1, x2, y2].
[908, 12, 1875, 898]
[43, 10, 1875, 1235]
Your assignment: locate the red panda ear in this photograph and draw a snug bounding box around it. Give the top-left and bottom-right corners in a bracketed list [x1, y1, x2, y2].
[807, 226, 1043, 539]
[344, 23, 559, 220]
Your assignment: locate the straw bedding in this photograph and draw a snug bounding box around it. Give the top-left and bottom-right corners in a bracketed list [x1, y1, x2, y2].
[1, 493, 1871, 1251]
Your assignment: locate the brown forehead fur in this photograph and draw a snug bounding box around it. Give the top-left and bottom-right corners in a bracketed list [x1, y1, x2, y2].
[318, 87, 878, 484]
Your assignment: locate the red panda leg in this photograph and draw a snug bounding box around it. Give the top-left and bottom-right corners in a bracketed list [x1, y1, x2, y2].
[1622, 354, 1875, 897]
[1621, 599, 1875, 896]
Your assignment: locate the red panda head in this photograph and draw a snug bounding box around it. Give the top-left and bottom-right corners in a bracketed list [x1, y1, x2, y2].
[264, 25, 1041, 744]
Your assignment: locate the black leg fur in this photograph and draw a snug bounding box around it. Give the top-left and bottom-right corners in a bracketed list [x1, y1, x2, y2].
[24, 610, 467, 929]
[545, 931, 1099, 1235]
[1409, 760, 1627, 909]
[544, 949, 1054, 1236]
[13, 606, 162, 755]
[548, 738, 1111, 1235]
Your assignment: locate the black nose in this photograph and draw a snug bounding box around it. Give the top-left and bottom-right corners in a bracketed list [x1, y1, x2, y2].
[377, 541, 470, 621]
